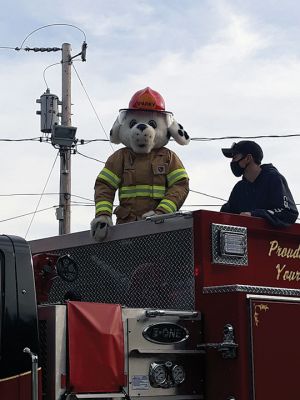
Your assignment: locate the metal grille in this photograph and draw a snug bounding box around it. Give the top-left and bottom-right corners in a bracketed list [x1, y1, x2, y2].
[38, 319, 48, 399]
[46, 228, 194, 310]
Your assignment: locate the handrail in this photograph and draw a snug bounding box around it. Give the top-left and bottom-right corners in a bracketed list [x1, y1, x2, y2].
[23, 347, 38, 400]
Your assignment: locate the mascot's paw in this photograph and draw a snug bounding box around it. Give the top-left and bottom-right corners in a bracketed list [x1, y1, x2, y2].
[90, 216, 113, 242]
[142, 210, 164, 219]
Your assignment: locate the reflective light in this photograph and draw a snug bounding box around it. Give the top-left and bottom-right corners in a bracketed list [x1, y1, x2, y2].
[51, 125, 77, 147]
[220, 231, 246, 257]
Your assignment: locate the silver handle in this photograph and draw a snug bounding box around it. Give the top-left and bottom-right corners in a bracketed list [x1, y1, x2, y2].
[130, 349, 204, 354]
[23, 347, 38, 400]
[145, 211, 192, 223]
[145, 309, 198, 318]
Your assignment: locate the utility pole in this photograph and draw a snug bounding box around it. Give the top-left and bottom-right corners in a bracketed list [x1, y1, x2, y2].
[59, 43, 72, 235]
[36, 40, 86, 235]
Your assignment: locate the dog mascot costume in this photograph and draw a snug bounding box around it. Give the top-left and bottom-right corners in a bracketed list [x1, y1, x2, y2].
[91, 87, 190, 241]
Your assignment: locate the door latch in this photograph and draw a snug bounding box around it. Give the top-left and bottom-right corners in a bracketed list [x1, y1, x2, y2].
[197, 324, 238, 359]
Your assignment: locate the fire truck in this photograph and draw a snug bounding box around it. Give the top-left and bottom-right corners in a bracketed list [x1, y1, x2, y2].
[1, 209, 300, 400]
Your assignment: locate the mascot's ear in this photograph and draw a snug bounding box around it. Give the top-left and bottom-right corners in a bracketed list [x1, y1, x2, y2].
[167, 118, 190, 145]
[110, 118, 122, 144]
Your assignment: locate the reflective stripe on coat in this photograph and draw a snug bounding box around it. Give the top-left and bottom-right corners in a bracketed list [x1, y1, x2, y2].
[94, 147, 189, 224]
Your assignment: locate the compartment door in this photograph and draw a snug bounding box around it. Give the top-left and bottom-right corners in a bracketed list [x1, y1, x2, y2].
[249, 296, 300, 400]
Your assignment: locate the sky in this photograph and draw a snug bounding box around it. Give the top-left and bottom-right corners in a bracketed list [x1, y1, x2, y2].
[1, 0, 300, 240]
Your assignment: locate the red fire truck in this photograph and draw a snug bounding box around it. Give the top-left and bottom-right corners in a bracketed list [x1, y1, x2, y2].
[1, 209, 300, 400]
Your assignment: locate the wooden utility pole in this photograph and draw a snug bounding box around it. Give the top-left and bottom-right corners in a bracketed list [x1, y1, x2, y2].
[36, 40, 85, 235]
[58, 43, 72, 235]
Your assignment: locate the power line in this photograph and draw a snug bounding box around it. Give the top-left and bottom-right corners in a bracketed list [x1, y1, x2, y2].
[190, 189, 226, 202]
[0, 46, 17, 50]
[0, 192, 59, 197]
[0, 204, 217, 223]
[0, 137, 44, 142]
[0, 206, 56, 223]
[1, 188, 300, 206]
[79, 133, 300, 143]
[70, 203, 223, 208]
[78, 138, 109, 144]
[0, 136, 107, 143]
[1, 24, 86, 53]
[0, 192, 94, 202]
[72, 63, 115, 152]
[72, 194, 94, 202]
[25, 151, 59, 238]
[183, 204, 222, 207]
[17, 23, 86, 50]
[70, 201, 93, 205]
[43, 62, 61, 89]
[76, 149, 105, 164]
[69, 133, 300, 144]
[191, 133, 300, 141]
[0, 203, 298, 223]
[0, 202, 92, 224]
[42, 59, 81, 91]
[2, 132, 300, 143]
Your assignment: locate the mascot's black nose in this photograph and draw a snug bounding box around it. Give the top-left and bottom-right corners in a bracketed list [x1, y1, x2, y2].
[136, 123, 147, 131]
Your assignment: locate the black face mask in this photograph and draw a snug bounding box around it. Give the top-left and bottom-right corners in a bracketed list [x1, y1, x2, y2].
[230, 156, 247, 177]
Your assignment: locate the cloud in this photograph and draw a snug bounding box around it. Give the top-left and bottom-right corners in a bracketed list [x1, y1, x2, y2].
[1, 0, 300, 239]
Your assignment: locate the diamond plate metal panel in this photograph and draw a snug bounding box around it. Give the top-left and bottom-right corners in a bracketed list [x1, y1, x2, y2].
[44, 228, 194, 310]
[211, 223, 248, 265]
[203, 284, 300, 297]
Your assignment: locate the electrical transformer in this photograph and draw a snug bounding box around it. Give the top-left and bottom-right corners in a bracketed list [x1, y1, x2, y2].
[36, 89, 61, 133]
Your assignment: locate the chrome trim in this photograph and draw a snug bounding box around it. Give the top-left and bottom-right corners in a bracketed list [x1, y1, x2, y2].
[247, 294, 300, 302]
[75, 395, 125, 399]
[75, 397, 203, 400]
[142, 323, 189, 345]
[75, 393, 203, 399]
[131, 349, 204, 354]
[203, 284, 300, 297]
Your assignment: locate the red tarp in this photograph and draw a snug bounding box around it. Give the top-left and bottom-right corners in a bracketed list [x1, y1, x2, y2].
[67, 301, 125, 393]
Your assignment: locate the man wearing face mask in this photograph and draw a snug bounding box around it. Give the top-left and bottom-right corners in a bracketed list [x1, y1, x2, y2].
[221, 140, 298, 227]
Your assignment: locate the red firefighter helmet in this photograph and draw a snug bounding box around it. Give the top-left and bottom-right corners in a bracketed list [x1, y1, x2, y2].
[120, 87, 173, 114]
